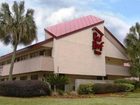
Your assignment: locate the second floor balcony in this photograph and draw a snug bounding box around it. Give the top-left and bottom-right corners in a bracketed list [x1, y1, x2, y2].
[0, 56, 54, 76]
[106, 64, 130, 76]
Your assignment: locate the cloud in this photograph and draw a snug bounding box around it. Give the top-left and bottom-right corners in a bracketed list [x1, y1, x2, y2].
[30, 0, 96, 9]
[103, 15, 130, 43]
[46, 7, 76, 25]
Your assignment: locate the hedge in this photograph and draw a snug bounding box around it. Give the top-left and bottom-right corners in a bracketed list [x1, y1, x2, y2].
[114, 79, 137, 86]
[0, 80, 51, 97]
[77, 83, 135, 94]
[114, 79, 140, 89]
[78, 84, 94, 95]
[93, 83, 121, 94]
[119, 83, 135, 92]
[93, 83, 135, 94]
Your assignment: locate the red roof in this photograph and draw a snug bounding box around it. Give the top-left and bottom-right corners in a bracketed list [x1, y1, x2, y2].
[45, 15, 104, 38]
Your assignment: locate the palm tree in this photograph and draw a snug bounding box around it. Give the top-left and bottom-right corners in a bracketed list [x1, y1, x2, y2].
[124, 23, 140, 81]
[0, 1, 37, 80]
[44, 74, 69, 91]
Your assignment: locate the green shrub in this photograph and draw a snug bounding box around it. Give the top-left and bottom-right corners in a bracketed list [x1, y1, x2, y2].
[118, 83, 135, 92]
[93, 83, 135, 94]
[0, 80, 51, 97]
[93, 83, 120, 94]
[78, 83, 135, 95]
[78, 84, 94, 95]
[114, 79, 136, 86]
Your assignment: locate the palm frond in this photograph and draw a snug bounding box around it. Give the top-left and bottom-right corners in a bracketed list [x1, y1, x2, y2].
[0, 1, 37, 80]
[19, 1, 24, 17]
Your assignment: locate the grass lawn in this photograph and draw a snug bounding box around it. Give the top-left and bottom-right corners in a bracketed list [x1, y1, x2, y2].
[0, 92, 140, 105]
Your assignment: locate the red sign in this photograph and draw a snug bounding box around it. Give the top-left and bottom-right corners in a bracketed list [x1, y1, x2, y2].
[92, 27, 104, 55]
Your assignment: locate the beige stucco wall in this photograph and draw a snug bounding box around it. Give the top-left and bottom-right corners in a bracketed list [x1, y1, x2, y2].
[50, 23, 129, 77]
[1, 56, 54, 76]
[42, 41, 53, 48]
[52, 24, 106, 76]
[104, 30, 127, 59]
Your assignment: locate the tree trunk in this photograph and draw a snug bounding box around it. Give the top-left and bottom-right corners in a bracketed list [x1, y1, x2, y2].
[8, 44, 18, 80]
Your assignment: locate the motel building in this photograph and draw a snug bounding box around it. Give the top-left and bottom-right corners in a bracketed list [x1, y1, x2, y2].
[0, 15, 130, 90]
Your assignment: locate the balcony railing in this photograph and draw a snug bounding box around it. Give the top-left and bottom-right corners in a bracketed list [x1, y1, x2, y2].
[106, 64, 130, 76]
[1, 56, 54, 76]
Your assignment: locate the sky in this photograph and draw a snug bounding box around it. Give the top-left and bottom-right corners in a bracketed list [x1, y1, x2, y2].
[0, 0, 140, 56]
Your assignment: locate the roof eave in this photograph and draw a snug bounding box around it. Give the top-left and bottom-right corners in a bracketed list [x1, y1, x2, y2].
[0, 38, 53, 60]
